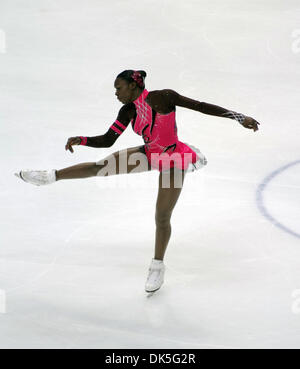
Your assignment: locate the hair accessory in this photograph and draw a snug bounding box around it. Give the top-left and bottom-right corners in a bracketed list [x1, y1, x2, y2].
[132, 71, 144, 88]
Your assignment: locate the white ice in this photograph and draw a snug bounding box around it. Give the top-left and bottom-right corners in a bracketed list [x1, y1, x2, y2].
[1, 0, 300, 349]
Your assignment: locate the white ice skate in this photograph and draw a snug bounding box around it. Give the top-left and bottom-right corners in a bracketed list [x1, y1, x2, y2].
[15, 169, 57, 186]
[145, 258, 165, 293]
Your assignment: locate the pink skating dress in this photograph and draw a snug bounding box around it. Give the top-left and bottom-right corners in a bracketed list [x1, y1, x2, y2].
[132, 89, 207, 172]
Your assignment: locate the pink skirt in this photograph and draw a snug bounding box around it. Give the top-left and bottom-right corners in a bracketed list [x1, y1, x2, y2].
[144, 141, 207, 172]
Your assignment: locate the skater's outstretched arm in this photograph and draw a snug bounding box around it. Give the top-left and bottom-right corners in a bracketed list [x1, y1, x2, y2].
[162, 89, 260, 132]
[65, 103, 135, 153]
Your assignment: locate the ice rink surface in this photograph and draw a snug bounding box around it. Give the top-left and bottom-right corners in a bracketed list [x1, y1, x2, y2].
[1, 0, 300, 349]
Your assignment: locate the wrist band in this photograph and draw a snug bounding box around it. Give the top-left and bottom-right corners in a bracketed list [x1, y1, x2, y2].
[79, 136, 88, 145]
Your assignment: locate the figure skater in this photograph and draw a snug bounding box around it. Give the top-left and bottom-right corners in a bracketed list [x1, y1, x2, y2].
[15, 70, 260, 293]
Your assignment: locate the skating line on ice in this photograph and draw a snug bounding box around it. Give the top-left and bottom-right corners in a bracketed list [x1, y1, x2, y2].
[256, 159, 300, 240]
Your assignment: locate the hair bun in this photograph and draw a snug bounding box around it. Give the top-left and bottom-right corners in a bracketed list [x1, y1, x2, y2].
[138, 70, 147, 78]
[116, 69, 147, 90]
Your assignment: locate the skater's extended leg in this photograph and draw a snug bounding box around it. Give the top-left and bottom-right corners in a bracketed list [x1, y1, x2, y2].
[56, 145, 151, 180]
[56, 162, 99, 180]
[16, 145, 151, 185]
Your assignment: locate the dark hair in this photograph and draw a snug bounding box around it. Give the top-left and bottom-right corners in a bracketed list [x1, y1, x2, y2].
[116, 70, 147, 90]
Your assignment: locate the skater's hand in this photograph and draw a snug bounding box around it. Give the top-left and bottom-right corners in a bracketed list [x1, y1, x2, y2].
[241, 116, 260, 132]
[65, 136, 82, 153]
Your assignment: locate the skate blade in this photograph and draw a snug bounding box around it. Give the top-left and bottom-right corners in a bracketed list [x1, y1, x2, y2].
[146, 291, 156, 298]
[145, 287, 161, 297]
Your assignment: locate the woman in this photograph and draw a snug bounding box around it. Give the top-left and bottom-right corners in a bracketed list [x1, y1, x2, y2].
[15, 70, 260, 293]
